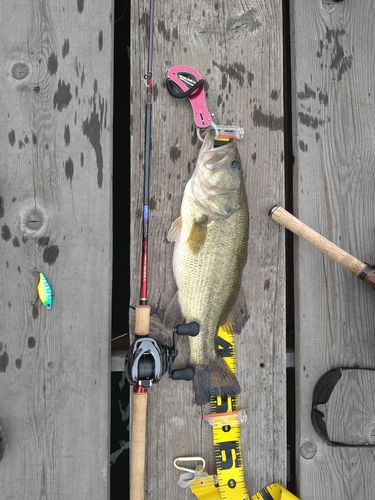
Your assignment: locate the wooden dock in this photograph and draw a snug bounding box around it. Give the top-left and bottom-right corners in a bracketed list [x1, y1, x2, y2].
[0, 1, 112, 498]
[130, 1, 286, 498]
[2, 0, 374, 498]
[128, 1, 375, 499]
[292, 0, 375, 498]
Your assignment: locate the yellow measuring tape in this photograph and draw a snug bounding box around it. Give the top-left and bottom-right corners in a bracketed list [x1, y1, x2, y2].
[205, 325, 247, 499]
[190, 478, 298, 500]
[186, 325, 299, 500]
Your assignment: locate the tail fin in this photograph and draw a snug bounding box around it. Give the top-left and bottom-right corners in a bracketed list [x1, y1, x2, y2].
[193, 357, 240, 406]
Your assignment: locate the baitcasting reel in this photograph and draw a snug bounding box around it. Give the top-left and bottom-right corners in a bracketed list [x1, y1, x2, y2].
[124, 322, 199, 388]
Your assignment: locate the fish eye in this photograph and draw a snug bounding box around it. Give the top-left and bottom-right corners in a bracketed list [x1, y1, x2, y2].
[231, 160, 241, 170]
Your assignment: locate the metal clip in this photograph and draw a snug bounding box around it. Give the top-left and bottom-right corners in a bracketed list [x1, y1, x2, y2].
[173, 456, 206, 474]
[173, 457, 208, 488]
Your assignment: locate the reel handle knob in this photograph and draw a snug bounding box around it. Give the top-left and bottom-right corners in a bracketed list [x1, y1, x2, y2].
[175, 322, 199, 337]
[171, 367, 194, 381]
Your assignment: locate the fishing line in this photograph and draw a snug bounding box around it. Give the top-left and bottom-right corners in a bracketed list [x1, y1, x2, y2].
[111, 333, 128, 342]
[114, 0, 128, 25]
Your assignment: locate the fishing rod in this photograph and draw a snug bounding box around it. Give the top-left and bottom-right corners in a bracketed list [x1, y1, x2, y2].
[128, 3, 199, 498]
[129, 0, 155, 498]
[269, 205, 375, 287]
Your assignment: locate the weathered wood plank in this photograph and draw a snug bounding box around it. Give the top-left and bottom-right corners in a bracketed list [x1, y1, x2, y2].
[130, 1, 285, 498]
[0, 1, 112, 498]
[292, 0, 375, 498]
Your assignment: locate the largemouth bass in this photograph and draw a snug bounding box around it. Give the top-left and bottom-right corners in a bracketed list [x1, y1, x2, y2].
[164, 130, 249, 405]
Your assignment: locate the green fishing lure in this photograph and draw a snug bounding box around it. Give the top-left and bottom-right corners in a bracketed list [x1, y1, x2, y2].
[37, 272, 53, 309]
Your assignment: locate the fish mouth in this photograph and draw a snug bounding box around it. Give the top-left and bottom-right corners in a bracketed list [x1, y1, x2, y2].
[199, 129, 237, 168]
[195, 129, 239, 194]
[190, 129, 242, 219]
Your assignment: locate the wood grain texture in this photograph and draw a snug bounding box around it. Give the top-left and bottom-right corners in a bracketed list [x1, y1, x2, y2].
[130, 391, 148, 500]
[130, 1, 285, 498]
[0, 1, 112, 498]
[292, 0, 375, 498]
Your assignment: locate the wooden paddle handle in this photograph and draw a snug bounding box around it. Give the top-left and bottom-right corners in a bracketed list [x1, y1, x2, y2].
[269, 205, 375, 287]
[130, 390, 148, 500]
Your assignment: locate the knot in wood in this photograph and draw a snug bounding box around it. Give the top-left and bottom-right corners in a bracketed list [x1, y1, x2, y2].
[10, 61, 31, 81]
[321, 0, 341, 13]
[300, 441, 317, 459]
[18, 204, 47, 238]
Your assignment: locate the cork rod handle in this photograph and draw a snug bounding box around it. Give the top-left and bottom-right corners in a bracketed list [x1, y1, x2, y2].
[269, 205, 375, 287]
[135, 305, 151, 336]
[130, 391, 148, 500]
[129, 304, 151, 500]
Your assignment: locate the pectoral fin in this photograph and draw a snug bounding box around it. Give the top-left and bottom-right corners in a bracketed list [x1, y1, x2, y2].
[187, 218, 208, 254]
[167, 216, 182, 242]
